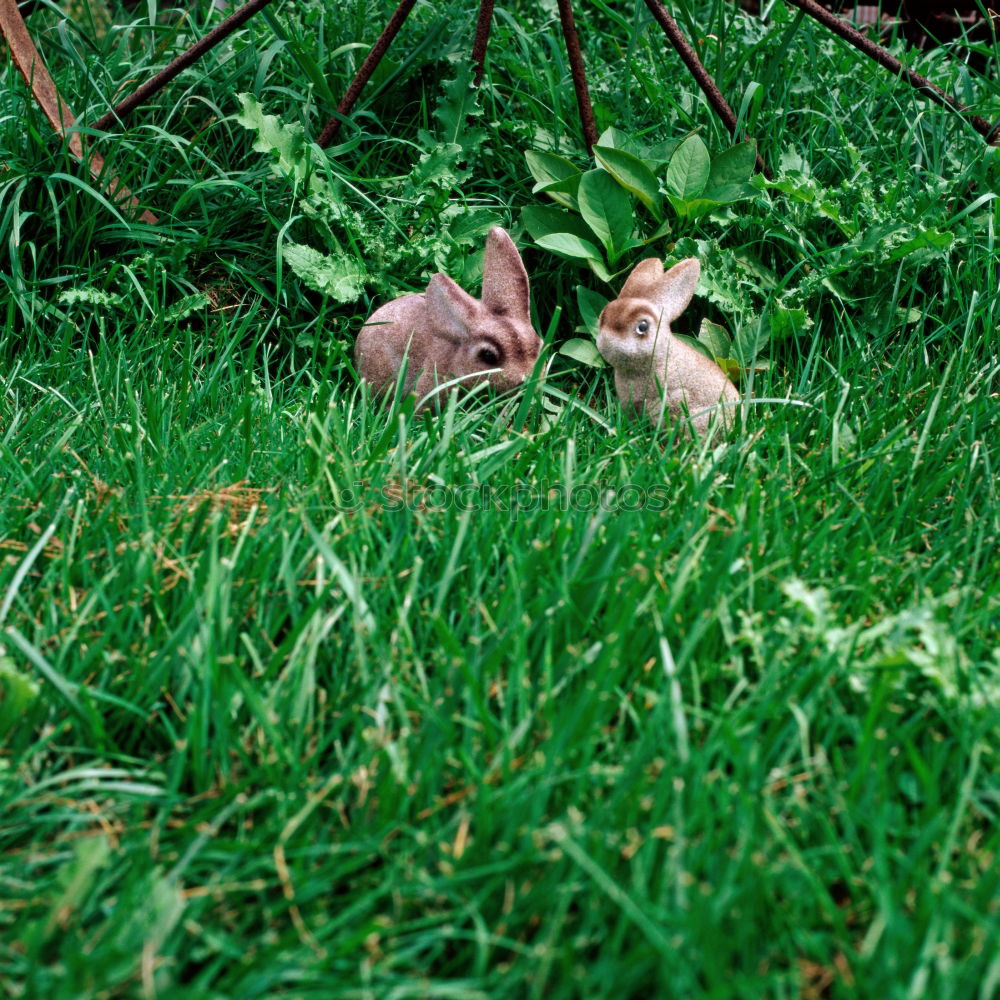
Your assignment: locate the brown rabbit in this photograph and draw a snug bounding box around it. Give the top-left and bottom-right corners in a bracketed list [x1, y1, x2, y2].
[355, 227, 542, 407]
[596, 258, 738, 437]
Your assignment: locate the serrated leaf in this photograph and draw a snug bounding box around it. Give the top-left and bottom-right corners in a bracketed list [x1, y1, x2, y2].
[886, 227, 954, 261]
[58, 288, 126, 309]
[283, 244, 366, 303]
[665, 133, 710, 199]
[535, 232, 605, 263]
[578, 169, 634, 258]
[769, 306, 811, 340]
[576, 286, 610, 338]
[594, 145, 662, 219]
[521, 205, 598, 245]
[560, 338, 607, 367]
[163, 293, 210, 323]
[434, 63, 483, 146]
[235, 93, 315, 186]
[707, 140, 757, 190]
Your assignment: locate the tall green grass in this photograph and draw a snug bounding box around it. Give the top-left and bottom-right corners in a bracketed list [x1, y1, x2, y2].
[1, 1, 997, 997]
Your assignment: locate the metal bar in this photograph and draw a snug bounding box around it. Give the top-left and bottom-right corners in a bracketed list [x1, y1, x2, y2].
[92, 0, 279, 132]
[1, 0, 157, 222]
[556, 0, 598, 152]
[642, 0, 770, 176]
[783, 0, 999, 144]
[471, 0, 495, 86]
[317, 0, 419, 148]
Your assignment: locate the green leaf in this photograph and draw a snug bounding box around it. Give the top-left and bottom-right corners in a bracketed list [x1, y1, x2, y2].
[526, 150, 583, 209]
[235, 93, 315, 187]
[576, 286, 610, 338]
[594, 127, 645, 156]
[666, 195, 720, 220]
[0, 657, 40, 740]
[593, 146, 662, 219]
[163, 293, 210, 324]
[525, 150, 581, 187]
[578, 169, 634, 258]
[283, 244, 366, 303]
[535, 232, 605, 264]
[697, 318, 732, 359]
[560, 338, 607, 367]
[699, 182, 758, 205]
[521, 205, 598, 246]
[707, 140, 757, 190]
[769, 306, 811, 340]
[886, 227, 954, 262]
[434, 63, 483, 146]
[664, 133, 710, 200]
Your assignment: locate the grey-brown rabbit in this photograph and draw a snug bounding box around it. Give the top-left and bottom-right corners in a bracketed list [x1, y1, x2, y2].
[596, 258, 738, 437]
[355, 227, 542, 407]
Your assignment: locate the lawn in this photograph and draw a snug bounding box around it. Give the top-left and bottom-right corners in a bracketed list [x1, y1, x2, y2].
[1, 1, 998, 997]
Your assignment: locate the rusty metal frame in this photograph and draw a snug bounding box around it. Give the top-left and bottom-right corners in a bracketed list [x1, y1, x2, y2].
[2, 0, 998, 222]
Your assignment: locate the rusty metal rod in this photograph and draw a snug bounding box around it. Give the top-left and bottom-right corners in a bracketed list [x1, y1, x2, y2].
[642, 0, 770, 177]
[471, 0, 496, 86]
[783, 0, 999, 144]
[556, 0, 598, 152]
[1, 0, 157, 222]
[92, 0, 279, 132]
[318, 0, 418, 148]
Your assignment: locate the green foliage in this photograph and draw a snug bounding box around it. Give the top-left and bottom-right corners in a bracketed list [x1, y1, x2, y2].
[236, 64, 498, 307]
[1, 1, 999, 996]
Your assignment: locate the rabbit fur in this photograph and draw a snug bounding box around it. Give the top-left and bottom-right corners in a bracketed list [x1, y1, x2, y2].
[596, 258, 739, 437]
[355, 227, 542, 407]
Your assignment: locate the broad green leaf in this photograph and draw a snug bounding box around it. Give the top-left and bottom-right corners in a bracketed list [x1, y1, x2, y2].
[578, 169, 634, 258]
[593, 145, 662, 219]
[576, 286, 610, 337]
[535, 232, 605, 263]
[283, 244, 366, 303]
[664, 133, 710, 200]
[525, 150, 581, 187]
[697, 318, 732, 358]
[521, 205, 598, 245]
[163, 293, 210, 323]
[560, 338, 607, 367]
[707, 140, 757, 190]
[666, 195, 720, 220]
[700, 182, 758, 205]
[595, 127, 644, 156]
[646, 138, 680, 165]
[535, 174, 582, 211]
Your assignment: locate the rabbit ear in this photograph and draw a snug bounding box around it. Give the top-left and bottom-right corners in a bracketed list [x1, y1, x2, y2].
[481, 227, 531, 321]
[618, 258, 664, 300]
[425, 273, 479, 344]
[655, 258, 700, 323]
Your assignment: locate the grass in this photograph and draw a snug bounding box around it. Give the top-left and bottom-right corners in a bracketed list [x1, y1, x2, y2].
[1, 1, 998, 997]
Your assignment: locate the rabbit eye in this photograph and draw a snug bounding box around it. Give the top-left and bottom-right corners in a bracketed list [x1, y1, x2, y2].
[636, 319, 650, 335]
[477, 346, 501, 366]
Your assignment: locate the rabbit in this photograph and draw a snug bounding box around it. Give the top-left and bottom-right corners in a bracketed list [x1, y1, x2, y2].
[596, 257, 739, 438]
[355, 227, 542, 407]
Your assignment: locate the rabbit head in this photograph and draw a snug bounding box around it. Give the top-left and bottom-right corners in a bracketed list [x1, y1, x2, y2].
[355, 227, 542, 406]
[596, 258, 700, 374]
[421, 227, 541, 393]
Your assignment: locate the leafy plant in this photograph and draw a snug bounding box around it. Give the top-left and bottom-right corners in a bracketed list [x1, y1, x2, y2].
[235, 64, 500, 307]
[522, 127, 758, 283]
